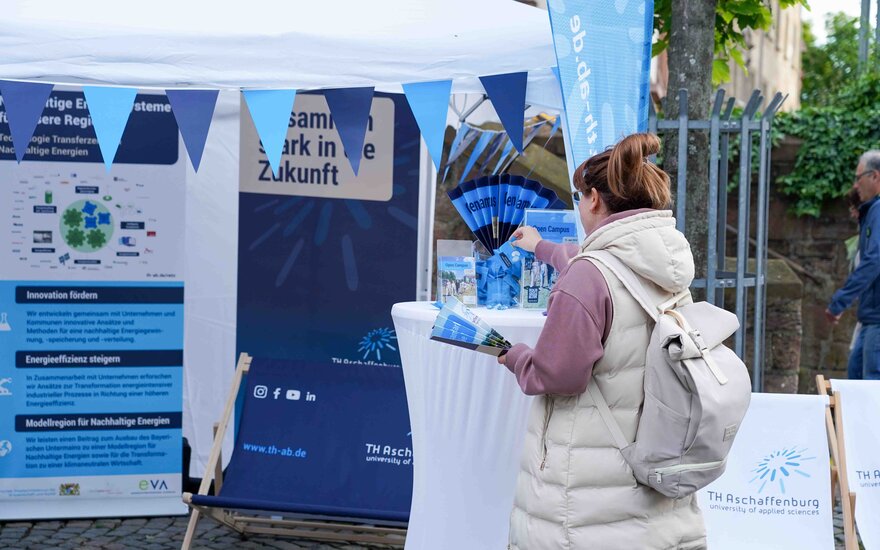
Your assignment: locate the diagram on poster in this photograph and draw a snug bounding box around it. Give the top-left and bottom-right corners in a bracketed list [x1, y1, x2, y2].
[2, 162, 183, 282]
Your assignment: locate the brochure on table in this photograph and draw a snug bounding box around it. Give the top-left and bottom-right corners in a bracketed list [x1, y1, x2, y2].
[436, 240, 477, 306]
[521, 209, 578, 309]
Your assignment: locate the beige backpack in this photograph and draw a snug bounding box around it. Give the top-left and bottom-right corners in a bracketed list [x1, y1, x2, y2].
[581, 250, 752, 498]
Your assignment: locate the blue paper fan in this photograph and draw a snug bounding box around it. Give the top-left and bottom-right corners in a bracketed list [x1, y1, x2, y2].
[448, 176, 563, 251]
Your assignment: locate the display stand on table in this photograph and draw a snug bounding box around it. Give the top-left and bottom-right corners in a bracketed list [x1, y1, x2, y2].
[391, 302, 547, 550]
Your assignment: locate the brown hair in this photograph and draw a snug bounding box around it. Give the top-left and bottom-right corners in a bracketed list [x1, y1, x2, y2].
[847, 187, 862, 211]
[573, 133, 672, 213]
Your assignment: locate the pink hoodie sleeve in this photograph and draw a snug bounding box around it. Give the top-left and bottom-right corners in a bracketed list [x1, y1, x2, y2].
[503, 259, 612, 396]
[534, 240, 580, 271]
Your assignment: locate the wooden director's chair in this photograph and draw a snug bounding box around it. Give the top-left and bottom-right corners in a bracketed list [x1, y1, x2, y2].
[181, 353, 406, 549]
[816, 375, 858, 550]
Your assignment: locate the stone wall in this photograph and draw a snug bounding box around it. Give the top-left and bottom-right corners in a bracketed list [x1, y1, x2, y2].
[739, 137, 857, 393]
[762, 189, 856, 392]
[721, 259, 804, 393]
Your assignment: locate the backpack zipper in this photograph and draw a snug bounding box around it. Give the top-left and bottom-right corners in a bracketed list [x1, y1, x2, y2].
[539, 398, 555, 471]
[653, 460, 725, 484]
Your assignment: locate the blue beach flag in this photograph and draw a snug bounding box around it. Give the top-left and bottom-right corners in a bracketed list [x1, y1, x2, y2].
[546, 0, 653, 168]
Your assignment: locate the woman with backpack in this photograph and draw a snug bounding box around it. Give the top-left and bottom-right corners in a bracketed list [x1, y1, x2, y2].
[501, 133, 706, 549]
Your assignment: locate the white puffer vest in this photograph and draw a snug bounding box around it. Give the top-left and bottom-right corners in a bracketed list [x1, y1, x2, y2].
[508, 211, 706, 550]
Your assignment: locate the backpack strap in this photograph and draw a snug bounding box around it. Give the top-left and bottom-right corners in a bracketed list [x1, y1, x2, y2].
[578, 250, 691, 319]
[579, 250, 659, 321]
[586, 382, 629, 449]
[577, 250, 691, 450]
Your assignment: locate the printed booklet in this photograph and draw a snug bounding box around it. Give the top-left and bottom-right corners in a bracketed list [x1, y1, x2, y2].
[521, 209, 578, 309]
[437, 255, 477, 305]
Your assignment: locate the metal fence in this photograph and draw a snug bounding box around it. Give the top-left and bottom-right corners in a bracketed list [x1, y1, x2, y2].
[649, 88, 786, 392]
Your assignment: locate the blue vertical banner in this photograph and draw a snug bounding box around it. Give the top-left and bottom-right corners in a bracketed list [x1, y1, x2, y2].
[546, 0, 654, 169]
[0, 90, 186, 519]
[237, 91, 419, 520]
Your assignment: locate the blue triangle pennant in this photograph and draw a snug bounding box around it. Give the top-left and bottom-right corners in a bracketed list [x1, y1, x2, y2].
[242, 89, 297, 177]
[459, 131, 493, 184]
[166, 89, 219, 172]
[402, 80, 452, 171]
[479, 72, 528, 154]
[83, 86, 138, 171]
[447, 126, 479, 166]
[0, 80, 54, 162]
[493, 140, 515, 175]
[479, 133, 507, 172]
[442, 125, 469, 183]
[324, 87, 374, 176]
[498, 121, 548, 174]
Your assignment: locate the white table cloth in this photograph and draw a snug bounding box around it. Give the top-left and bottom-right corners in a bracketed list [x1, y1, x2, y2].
[391, 302, 547, 550]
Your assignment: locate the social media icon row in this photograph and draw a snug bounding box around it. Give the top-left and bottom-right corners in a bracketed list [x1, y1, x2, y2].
[252, 385, 316, 402]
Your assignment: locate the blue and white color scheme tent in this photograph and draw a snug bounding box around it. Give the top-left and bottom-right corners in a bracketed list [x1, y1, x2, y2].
[0, 0, 569, 523]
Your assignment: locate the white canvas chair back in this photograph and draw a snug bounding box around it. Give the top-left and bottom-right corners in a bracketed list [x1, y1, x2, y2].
[829, 379, 880, 550]
[697, 393, 834, 550]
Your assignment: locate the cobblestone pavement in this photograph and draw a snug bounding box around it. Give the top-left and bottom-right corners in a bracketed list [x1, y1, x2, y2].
[0, 508, 854, 549]
[0, 515, 384, 550]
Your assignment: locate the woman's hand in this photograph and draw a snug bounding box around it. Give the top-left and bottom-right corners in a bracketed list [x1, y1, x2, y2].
[510, 226, 542, 253]
[497, 351, 507, 365]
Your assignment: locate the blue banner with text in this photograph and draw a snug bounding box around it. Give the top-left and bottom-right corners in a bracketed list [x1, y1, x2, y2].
[0, 282, 183, 477]
[547, 0, 653, 170]
[236, 91, 419, 520]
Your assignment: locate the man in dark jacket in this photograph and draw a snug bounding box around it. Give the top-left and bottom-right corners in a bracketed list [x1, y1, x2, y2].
[827, 151, 880, 379]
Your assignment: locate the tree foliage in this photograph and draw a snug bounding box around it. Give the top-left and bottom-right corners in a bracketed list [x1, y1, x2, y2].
[653, 0, 810, 84]
[769, 12, 880, 217]
[775, 73, 880, 217]
[801, 12, 862, 106]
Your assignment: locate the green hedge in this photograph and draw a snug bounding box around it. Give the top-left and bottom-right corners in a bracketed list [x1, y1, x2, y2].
[775, 73, 880, 217]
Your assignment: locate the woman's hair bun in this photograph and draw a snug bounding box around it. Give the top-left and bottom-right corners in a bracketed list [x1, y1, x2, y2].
[606, 133, 669, 210]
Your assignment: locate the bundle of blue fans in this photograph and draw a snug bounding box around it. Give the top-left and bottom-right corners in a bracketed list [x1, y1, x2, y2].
[430, 297, 512, 356]
[447, 175, 565, 309]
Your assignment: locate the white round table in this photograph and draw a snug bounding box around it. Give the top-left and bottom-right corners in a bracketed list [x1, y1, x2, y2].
[391, 302, 547, 550]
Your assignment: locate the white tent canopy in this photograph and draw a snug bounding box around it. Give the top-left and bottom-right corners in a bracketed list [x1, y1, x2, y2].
[2, 0, 562, 109]
[0, 0, 563, 479]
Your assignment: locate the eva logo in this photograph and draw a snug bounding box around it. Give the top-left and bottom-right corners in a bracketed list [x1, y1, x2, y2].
[749, 447, 815, 494]
[139, 479, 169, 491]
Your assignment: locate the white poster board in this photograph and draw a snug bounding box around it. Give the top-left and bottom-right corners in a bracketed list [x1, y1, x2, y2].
[830, 379, 880, 549]
[698, 393, 834, 549]
[0, 89, 187, 518]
